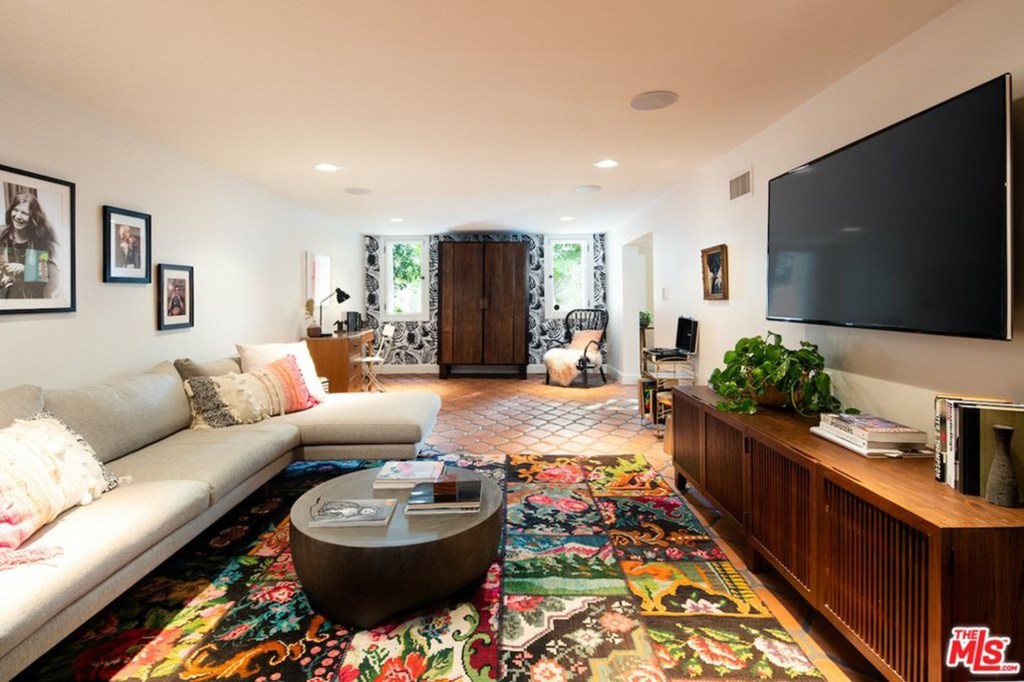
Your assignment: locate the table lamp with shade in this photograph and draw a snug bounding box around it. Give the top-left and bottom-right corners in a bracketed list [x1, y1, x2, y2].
[319, 288, 350, 334]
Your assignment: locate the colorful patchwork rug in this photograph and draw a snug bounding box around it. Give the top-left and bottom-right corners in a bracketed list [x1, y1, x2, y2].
[19, 454, 822, 681]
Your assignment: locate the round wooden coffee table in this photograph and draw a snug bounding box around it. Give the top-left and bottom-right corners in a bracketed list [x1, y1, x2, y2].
[290, 466, 502, 628]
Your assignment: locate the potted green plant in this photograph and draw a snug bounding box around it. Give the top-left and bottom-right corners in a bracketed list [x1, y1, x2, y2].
[639, 310, 652, 328]
[708, 331, 851, 416]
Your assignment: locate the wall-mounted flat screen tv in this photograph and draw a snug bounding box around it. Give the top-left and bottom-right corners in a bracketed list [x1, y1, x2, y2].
[767, 74, 1011, 340]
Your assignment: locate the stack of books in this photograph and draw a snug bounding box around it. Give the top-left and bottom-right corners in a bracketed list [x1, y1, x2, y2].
[934, 394, 1024, 497]
[812, 413, 929, 458]
[309, 498, 396, 528]
[405, 476, 482, 516]
[372, 461, 446, 490]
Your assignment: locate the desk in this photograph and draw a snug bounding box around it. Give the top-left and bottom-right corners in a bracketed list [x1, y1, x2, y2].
[306, 330, 374, 393]
[639, 350, 694, 430]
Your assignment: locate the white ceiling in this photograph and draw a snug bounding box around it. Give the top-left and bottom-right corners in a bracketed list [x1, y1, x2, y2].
[0, 0, 959, 235]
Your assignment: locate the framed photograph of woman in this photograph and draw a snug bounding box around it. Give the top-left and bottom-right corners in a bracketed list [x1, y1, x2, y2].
[103, 206, 151, 283]
[0, 163, 75, 314]
[157, 264, 193, 330]
[701, 243, 729, 300]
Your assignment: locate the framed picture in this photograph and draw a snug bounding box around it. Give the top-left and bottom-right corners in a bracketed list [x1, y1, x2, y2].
[103, 206, 151, 283]
[0, 163, 75, 314]
[701, 244, 729, 300]
[157, 264, 193, 330]
[305, 251, 331, 304]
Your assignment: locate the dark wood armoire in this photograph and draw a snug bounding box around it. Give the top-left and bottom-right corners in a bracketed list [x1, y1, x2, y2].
[439, 241, 528, 378]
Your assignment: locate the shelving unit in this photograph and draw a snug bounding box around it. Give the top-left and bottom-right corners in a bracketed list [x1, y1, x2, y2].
[637, 325, 694, 433]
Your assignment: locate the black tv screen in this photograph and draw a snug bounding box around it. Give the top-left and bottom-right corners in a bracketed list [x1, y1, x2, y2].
[767, 75, 1011, 340]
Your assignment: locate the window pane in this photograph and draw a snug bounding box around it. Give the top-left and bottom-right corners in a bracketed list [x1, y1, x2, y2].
[552, 241, 585, 312]
[390, 242, 423, 315]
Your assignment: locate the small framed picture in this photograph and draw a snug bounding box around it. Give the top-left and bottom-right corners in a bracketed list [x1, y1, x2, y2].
[701, 244, 729, 300]
[0, 163, 75, 314]
[103, 206, 151, 283]
[157, 264, 193, 330]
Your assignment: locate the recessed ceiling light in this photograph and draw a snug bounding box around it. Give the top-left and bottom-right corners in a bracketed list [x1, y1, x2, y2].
[560, 216, 575, 222]
[344, 187, 372, 195]
[389, 217, 405, 223]
[575, 185, 602, 194]
[630, 90, 679, 111]
[594, 159, 618, 169]
[314, 162, 339, 172]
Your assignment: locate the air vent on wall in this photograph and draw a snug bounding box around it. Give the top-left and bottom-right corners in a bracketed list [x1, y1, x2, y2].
[729, 169, 752, 200]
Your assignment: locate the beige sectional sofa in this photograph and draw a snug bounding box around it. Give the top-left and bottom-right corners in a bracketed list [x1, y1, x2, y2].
[0, 360, 440, 679]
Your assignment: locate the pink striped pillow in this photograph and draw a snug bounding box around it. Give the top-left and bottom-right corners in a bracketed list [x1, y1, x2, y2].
[250, 355, 319, 415]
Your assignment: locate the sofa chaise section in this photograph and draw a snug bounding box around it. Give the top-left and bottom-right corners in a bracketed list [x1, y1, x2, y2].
[273, 392, 441, 459]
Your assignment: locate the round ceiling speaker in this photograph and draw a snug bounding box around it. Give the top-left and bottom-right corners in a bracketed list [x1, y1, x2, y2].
[630, 90, 679, 111]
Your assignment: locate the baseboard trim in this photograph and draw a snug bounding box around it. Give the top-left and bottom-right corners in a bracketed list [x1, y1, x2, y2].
[609, 367, 640, 384]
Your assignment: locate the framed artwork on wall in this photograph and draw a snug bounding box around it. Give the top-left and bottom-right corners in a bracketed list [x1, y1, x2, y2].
[102, 206, 151, 283]
[701, 243, 729, 300]
[157, 263, 193, 330]
[305, 251, 331, 305]
[0, 163, 75, 314]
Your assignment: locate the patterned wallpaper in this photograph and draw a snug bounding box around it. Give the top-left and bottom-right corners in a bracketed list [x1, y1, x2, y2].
[364, 233, 606, 365]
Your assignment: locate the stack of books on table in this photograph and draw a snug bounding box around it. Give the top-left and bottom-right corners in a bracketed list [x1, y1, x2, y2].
[372, 460, 446, 489]
[309, 498, 397, 528]
[811, 413, 929, 458]
[405, 476, 482, 516]
[934, 394, 1024, 497]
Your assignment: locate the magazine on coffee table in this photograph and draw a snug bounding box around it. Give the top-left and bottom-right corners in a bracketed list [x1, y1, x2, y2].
[309, 498, 396, 527]
[373, 460, 446, 489]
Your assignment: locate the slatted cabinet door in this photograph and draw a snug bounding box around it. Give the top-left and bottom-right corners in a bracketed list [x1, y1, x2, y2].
[821, 477, 931, 682]
[482, 242, 527, 365]
[702, 410, 746, 528]
[748, 434, 814, 597]
[671, 391, 703, 489]
[439, 242, 485, 365]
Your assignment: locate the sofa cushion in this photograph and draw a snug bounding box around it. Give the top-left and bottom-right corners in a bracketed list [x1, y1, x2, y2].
[174, 356, 242, 380]
[271, 392, 440, 445]
[0, 415, 110, 549]
[237, 341, 327, 401]
[104, 423, 299, 504]
[0, 385, 43, 429]
[0, 479, 209, 660]
[43, 362, 191, 464]
[183, 373, 269, 429]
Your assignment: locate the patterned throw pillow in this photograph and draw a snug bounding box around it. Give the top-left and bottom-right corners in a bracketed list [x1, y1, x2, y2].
[183, 372, 271, 429]
[0, 414, 114, 549]
[250, 355, 320, 415]
[235, 341, 327, 401]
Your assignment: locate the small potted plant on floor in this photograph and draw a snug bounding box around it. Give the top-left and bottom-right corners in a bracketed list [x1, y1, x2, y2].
[708, 331, 851, 416]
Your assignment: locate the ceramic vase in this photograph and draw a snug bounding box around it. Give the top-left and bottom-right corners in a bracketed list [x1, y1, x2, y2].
[985, 425, 1019, 507]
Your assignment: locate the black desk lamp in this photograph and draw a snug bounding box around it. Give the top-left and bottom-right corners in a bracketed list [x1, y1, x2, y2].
[319, 288, 350, 330]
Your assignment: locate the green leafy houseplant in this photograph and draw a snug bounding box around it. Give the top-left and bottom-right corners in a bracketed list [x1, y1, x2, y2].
[639, 310, 652, 328]
[708, 332, 850, 416]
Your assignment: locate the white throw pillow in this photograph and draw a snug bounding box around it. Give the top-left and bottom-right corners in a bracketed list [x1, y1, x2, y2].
[235, 341, 327, 400]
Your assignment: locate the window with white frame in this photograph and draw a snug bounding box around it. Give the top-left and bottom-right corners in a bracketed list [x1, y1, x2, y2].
[545, 236, 592, 319]
[380, 238, 428, 321]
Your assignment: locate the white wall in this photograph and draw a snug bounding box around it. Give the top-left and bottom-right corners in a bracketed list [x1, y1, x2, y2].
[0, 72, 363, 388]
[607, 0, 1024, 432]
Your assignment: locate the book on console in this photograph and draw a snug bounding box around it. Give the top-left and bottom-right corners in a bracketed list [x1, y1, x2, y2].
[819, 413, 927, 444]
[406, 476, 482, 511]
[815, 422, 926, 451]
[810, 426, 932, 459]
[373, 461, 446, 489]
[309, 498, 396, 527]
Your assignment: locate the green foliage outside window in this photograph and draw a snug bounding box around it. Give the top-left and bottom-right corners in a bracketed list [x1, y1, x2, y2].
[552, 241, 584, 310]
[389, 241, 423, 315]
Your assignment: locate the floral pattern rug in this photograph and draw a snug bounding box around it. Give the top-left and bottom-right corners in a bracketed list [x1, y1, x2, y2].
[20, 453, 822, 681]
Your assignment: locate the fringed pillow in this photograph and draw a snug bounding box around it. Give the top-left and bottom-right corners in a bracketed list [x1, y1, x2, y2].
[0, 414, 115, 549]
[184, 372, 271, 429]
[250, 354, 320, 415]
